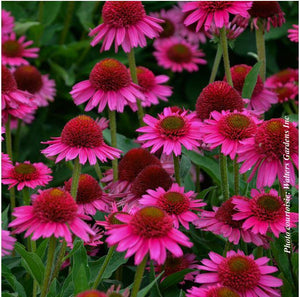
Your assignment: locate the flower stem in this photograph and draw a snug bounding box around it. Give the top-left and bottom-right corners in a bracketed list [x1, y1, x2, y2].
[92, 245, 116, 289]
[219, 151, 229, 201]
[241, 240, 248, 254]
[13, 119, 22, 160]
[255, 21, 266, 82]
[209, 43, 223, 83]
[220, 26, 233, 86]
[40, 236, 57, 297]
[31, 239, 38, 297]
[70, 157, 81, 199]
[22, 188, 31, 206]
[222, 240, 231, 257]
[59, 1, 75, 44]
[94, 161, 105, 186]
[108, 109, 118, 182]
[257, 246, 264, 258]
[131, 255, 148, 297]
[173, 153, 181, 186]
[127, 48, 144, 126]
[195, 164, 201, 192]
[233, 156, 239, 195]
[50, 239, 67, 283]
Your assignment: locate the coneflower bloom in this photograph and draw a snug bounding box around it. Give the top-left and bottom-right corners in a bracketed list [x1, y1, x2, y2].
[139, 183, 206, 229]
[187, 285, 241, 297]
[237, 118, 298, 188]
[226, 64, 278, 112]
[153, 37, 207, 72]
[232, 189, 298, 238]
[76, 290, 107, 297]
[1, 153, 12, 174]
[195, 81, 244, 121]
[89, 1, 163, 53]
[9, 188, 95, 242]
[209, 19, 246, 41]
[2, 230, 16, 256]
[182, 1, 252, 32]
[288, 24, 299, 42]
[196, 250, 283, 297]
[2, 9, 15, 35]
[42, 115, 121, 165]
[2, 32, 39, 66]
[106, 206, 193, 265]
[137, 107, 202, 156]
[14, 65, 56, 107]
[200, 110, 261, 160]
[106, 285, 130, 297]
[2, 161, 52, 191]
[70, 58, 144, 113]
[64, 174, 110, 215]
[195, 196, 269, 246]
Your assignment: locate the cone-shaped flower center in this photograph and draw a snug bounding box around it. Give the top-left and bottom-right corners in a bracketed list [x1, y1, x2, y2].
[118, 148, 161, 182]
[136, 66, 156, 92]
[14, 65, 43, 93]
[13, 163, 39, 182]
[159, 115, 187, 138]
[102, 1, 145, 27]
[167, 44, 192, 63]
[61, 115, 103, 148]
[198, 1, 233, 12]
[274, 69, 298, 84]
[249, 1, 283, 18]
[257, 195, 282, 212]
[158, 191, 190, 215]
[218, 255, 261, 292]
[89, 59, 131, 92]
[77, 290, 108, 297]
[33, 188, 78, 223]
[160, 18, 175, 38]
[213, 287, 241, 297]
[2, 65, 17, 94]
[2, 40, 23, 57]
[130, 206, 173, 238]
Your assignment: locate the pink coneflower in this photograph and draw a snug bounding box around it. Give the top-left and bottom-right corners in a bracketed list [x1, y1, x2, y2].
[42, 115, 121, 165]
[89, 1, 163, 53]
[209, 19, 246, 41]
[139, 183, 205, 229]
[2, 230, 16, 256]
[195, 196, 269, 246]
[2, 161, 52, 191]
[9, 188, 95, 243]
[76, 290, 107, 297]
[1, 153, 13, 174]
[200, 110, 261, 160]
[64, 174, 110, 215]
[288, 24, 299, 42]
[153, 37, 207, 72]
[195, 81, 244, 121]
[226, 64, 278, 112]
[137, 107, 202, 156]
[237, 118, 298, 188]
[187, 285, 241, 297]
[265, 68, 298, 85]
[14, 65, 56, 107]
[196, 250, 283, 297]
[232, 189, 298, 238]
[70, 58, 144, 113]
[106, 206, 193, 265]
[182, 1, 252, 32]
[2, 9, 15, 35]
[2, 32, 39, 66]
[106, 285, 130, 297]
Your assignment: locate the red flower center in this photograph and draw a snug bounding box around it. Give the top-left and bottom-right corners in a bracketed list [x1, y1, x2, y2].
[131, 165, 172, 197]
[274, 86, 295, 103]
[12, 163, 39, 182]
[157, 191, 190, 215]
[61, 115, 103, 148]
[272, 68, 298, 84]
[102, 1, 145, 28]
[77, 290, 108, 297]
[2, 40, 23, 57]
[166, 44, 192, 63]
[249, 1, 283, 18]
[207, 286, 240, 297]
[136, 66, 156, 92]
[64, 174, 103, 204]
[130, 206, 173, 238]
[160, 18, 175, 38]
[218, 255, 261, 292]
[118, 148, 161, 182]
[89, 59, 131, 92]
[14, 65, 43, 94]
[2, 65, 17, 94]
[159, 115, 187, 138]
[33, 188, 78, 223]
[198, 1, 233, 13]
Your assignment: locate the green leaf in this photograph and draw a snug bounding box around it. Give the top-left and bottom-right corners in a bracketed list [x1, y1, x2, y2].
[61, 238, 82, 262]
[179, 154, 192, 180]
[160, 269, 194, 290]
[197, 186, 218, 200]
[2, 293, 19, 297]
[149, 261, 163, 297]
[49, 60, 75, 86]
[242, 61, 262, 99]
[2, 205, 10, 230]
[2, 264, 27, 297]
[36, 238, 49, 260]
[47, 279, 57, 297]
[137, 272, 164, 297]
[14, 242, 45, 286]
[41, 2, 62, 26]
[60, 273, 74, 297]
[76, 2, 97, 31]
[14, 21, 40, 35]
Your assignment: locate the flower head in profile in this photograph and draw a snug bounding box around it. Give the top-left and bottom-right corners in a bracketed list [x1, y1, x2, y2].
[106, 206, 193, 265]
[9, 188, 95, 243]
[42, 115, 121, 165]
[288, 24, 299, 42]
[2, 230, 16, 256]
[2, 32, 39, 66]
[2, 153, 13, 175]
[232, 189, 298, 238]
[196, 250, 283, 297]
[153, 37, 207, 72]
[137, 107, 202, 156]
[2, 9, 15, 35]
[187, 285, 241, 297]
[89, 1, 163, 53]
[106, 285, 130, 297]
[70, 58, 144, 113]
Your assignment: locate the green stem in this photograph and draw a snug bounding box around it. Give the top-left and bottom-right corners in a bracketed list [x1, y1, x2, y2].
[50, 240, 67, 283]
[220, 27, 233, 86]
[209, 43, 223, 83]
[131, 255, 148, 297]
[219, 151, 229, 201]
[22, 188, 31, 206]
[173, 153, 181, 186]
[257, 246, 264, 258]
[31, 239, 38, 297]
[195, 164, 201, 193]
[222, 241, 232, 257]
[290, 100, 298, 114]
[40, 236, 57, 297]
[127, 48, 144, 126]
[255, 21, 266, 82]
[37, 1, 44, 45]
[14, 119, 22, 160]
[108, 109, 118, 182]
[59, 1, 75, 44]
[70, 157, 81, 199]
[241, 240, 248, 254]
[92, 245, 116, 289]
[94, 161, 103, 181]
[233, 156, 239, 195]
[283, 102, 294, 115]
